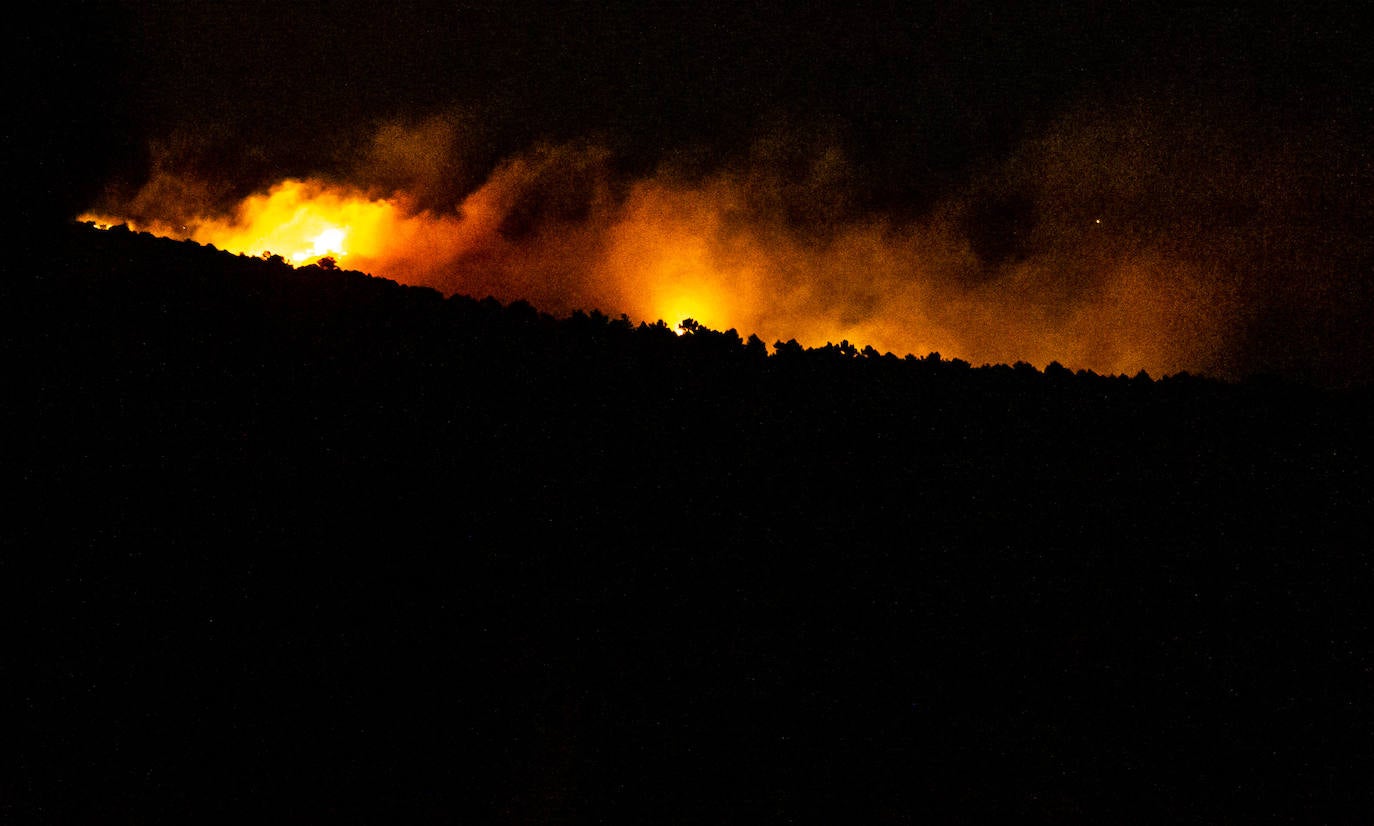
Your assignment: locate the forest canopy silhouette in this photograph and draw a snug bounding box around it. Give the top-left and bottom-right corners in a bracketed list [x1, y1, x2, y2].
[10, 219, 1373, 823]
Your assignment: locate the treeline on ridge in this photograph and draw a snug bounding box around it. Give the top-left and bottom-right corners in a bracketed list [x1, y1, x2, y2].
[7, 220, 1374, 824]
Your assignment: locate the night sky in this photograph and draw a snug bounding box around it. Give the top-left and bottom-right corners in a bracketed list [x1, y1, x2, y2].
[20, 1, 1374, 385]
[11, 6, 1374, 822]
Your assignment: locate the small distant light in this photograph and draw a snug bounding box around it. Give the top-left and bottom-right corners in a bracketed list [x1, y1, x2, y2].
[1095, 218, 1101, 224]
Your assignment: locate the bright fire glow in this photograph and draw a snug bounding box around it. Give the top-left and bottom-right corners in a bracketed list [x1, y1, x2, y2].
[191, 180, 392, 266]
[82, 179, 401, 268]
[291, 226, 348, 263]
[76, 125, 1245, 379]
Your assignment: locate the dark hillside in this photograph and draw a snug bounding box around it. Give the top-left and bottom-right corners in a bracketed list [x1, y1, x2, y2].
[7, 223, 1373, 823]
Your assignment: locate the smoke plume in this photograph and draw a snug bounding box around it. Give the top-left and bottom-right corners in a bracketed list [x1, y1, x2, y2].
[80, 97, 1372, 385]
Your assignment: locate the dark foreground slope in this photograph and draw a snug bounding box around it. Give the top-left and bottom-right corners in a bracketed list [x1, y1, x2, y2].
[7, 224, 1373, 824]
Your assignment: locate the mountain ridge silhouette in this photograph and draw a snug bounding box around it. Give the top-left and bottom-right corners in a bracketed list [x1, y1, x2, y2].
[7, 220, 1372, 824]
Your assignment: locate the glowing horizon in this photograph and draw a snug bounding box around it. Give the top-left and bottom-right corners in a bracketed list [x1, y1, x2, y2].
[74, 115, 1270, 380]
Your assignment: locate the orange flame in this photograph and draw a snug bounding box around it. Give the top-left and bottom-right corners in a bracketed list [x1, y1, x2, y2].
[85, 179, 402, 267]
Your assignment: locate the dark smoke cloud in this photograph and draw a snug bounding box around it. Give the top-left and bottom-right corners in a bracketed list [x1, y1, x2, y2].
[58, 3, 1374, 385]
[1021, 91, 1373, 385]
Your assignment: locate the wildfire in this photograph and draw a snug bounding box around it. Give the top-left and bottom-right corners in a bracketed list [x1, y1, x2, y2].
[75, 128, 1242, 381]
[81, 179, 402, 268]
[612, 234, 732, 337]
[196, 180, 397, 266]
[289, 226, 347, 263]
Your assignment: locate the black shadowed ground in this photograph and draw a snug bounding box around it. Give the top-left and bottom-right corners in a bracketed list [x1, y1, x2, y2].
[7, 223, 1373, 824]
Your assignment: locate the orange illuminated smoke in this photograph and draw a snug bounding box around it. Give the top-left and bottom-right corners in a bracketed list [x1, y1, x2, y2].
[191, 180, 389, 265]
[82, 179, 404, 268]
[78, 132, 1242, 381]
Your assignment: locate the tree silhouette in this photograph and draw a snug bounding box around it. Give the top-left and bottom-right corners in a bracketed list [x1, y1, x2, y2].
[15, 221, 1372, 826]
